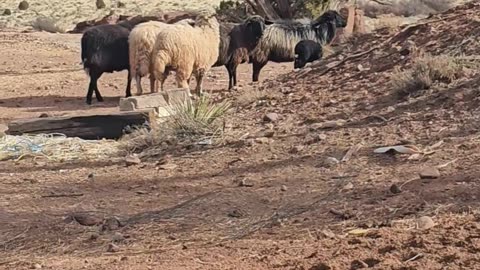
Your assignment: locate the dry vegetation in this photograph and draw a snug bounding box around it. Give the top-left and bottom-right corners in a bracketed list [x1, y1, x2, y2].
[391, 50, 464, 97]
[121, 96, 231, 157]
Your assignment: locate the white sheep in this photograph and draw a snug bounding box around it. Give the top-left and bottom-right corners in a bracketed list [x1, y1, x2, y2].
[128, 19, 195, 95]
[151, 15, 220, 97]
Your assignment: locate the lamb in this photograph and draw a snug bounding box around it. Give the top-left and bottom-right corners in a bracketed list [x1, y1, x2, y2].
[81, 18, 154, 105]
[151, 14, 220, 97]
[128, 19, 195, 96]
[294, 40, 322, 69]
[250, 10, 347, 82]
[212, 15, 266, 90]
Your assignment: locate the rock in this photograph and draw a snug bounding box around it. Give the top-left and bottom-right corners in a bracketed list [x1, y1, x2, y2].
[254, 137, 271, 144]
[88, 232, 99, 240]
[18, 1, 29, 10]
[96, 0, 106, 9]
[39, 113, 50, 118]
[103, 217, 121, 231]
[87, 173, 94, 179]
[157, 163, 177, 170]
[263, 113, 279, 122]
[318, 134, 327, 141]
[71, 213, 103, 226]
[107, 243, 120, 253]
[289, 145, 304, 154]
[325, 157, 340, 167]
[3, 9, 12, 15]
[281, 185, 288, 191]
[389, 184, 402, 194]
[417, 216, 435, 230]
[31, 263, 42, 269]
[117, 1, 126, 8]
[343, 182, 354, 190]
[112, 232, 125, 242]
[419, 167, 440, 179]
[238, 179, 254, 187]
[125, 155, 141, 166]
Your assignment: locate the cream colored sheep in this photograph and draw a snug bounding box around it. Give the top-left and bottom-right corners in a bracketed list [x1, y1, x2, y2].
[128, 19, 195, 95]
[151, 15, 220, 97]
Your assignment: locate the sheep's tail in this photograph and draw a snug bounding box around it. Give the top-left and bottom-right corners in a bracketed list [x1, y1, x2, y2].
[80, 35, 91, 76]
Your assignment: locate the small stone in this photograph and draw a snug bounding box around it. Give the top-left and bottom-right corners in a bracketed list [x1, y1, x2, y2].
[325, 157, 340, 167]
[18, 1, 29, 10]
[103, 217, 121, 231]
[112, 232, 125, 242]
[87, 173, 94, 179]
[117, 1, 126, 8]
[417, 216, 435, 230]
[88, 232, 99, 240]
[157, 163, 177, 170]
[289, 145, 304, 154]
[239, 179, 254, 187]
[39, 113, 50, 118]
[419, 167, 440, 179]
[263, 113, 279, 122]
[389, 184, 402, 194]
[96, 0, 106, 9]
[107, 243, 120, 253]
[318, 134, 327, 141]
[3, 9, 12, 15]
[343, 182, 354, 190]
[321, 229, 336, 239]
[125, 155, 141, 166]
[71, 213, 103, 226]
[281, 185, 288, 191]
[254, 137, 271, 144]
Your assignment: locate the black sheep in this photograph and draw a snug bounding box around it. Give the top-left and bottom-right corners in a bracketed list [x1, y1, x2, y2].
[213, 15, 265, 90]
[250, 10, 347, 82]
[294, 40, 322, 69]
[81, 19, 151, 105]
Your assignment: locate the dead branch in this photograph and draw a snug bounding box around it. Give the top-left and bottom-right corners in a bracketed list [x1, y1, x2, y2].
[41, 193, 84, 198]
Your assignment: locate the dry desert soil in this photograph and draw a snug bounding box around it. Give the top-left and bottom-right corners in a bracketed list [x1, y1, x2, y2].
[1, 1, 480, 270]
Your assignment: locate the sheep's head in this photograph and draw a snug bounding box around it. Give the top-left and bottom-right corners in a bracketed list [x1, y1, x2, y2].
[294, 54, 306, 69]
[244, 15, 266, 42]
[195, 13, 219, 29]
[313, 10, 347, 28]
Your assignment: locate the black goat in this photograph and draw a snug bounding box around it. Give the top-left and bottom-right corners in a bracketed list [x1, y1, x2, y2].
[250, 10, 347, 82]
[294, 40, 322, 69]
[213, 15, 265, 90]
[81, 19, 151, 105]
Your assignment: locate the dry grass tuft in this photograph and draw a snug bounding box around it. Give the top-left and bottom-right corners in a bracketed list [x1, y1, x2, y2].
[391, 52, 464, 97]
[121, 96, 231, 155]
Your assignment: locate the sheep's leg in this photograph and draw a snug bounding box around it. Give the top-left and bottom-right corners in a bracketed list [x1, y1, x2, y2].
[135, 75, 143, 96]
[225, 64, 234, 90]
[149, 74, 156, 93]
[224, 61, 238, 90]
[194, 68, 206, 96]
[252, 60, 267, 82]
[175, 68, 193, 97]
[125, 70, 132, 98]
[87, 69, 103, 104]
[86, 77, 96, 105]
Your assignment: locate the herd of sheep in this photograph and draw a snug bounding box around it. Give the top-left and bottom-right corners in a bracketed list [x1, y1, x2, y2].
[80, 10, 347, 105]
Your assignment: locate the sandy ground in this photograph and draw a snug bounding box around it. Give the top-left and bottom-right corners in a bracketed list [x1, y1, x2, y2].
[1, 1, 480, 269]
[0, 0, 221, 31]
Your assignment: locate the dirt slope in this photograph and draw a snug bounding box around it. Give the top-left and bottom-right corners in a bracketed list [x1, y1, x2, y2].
[1, 2, 480, 270]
